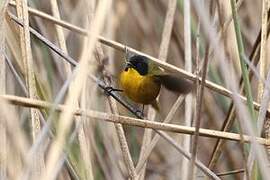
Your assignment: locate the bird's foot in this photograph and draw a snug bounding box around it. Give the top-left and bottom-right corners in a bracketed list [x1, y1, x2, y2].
[104, 86, 123, 95]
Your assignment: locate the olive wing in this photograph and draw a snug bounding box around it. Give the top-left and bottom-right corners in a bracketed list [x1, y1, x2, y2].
[155, 74, 193, 94]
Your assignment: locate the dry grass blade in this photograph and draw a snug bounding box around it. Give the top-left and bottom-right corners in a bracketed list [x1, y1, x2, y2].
[49, 0, 71, 75]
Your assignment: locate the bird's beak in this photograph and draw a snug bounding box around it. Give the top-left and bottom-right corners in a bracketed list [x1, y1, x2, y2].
[124, 62, 133, 71]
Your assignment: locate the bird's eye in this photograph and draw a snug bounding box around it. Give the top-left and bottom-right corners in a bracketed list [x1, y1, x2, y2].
[135, 62, 147, 75]
[124, 67, 129, 71]
[136, 62, 142, 68]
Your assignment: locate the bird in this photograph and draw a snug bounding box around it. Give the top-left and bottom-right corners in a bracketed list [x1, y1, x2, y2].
[119, 54, 193, 110]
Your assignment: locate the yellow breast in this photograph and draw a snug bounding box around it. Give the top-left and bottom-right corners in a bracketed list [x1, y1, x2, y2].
[119, 68, 161, 104]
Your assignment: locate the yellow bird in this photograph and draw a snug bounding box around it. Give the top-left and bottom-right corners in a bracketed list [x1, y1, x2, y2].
[119, 55, 193, 110]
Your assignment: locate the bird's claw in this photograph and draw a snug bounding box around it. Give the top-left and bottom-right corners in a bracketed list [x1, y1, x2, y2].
[104, 86, 123, 95]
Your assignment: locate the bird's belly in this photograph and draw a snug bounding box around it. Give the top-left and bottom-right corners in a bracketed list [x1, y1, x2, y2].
[120, 71, 161, 104]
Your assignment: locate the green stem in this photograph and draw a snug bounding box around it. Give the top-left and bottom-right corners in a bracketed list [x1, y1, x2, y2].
[230, 0, 256, 125]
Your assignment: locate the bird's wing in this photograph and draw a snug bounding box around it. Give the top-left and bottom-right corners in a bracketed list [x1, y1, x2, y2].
[155, 74, 193, 94]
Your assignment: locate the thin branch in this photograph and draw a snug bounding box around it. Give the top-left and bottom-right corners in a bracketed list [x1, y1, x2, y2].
[190, 45, 209, 178]
[216, 169, 245, 177]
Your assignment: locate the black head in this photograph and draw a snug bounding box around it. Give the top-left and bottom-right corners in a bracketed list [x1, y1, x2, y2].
[125, 55, 149, 75]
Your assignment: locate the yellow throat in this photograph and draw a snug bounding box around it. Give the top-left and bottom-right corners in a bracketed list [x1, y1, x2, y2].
[119, 68, 161, 105]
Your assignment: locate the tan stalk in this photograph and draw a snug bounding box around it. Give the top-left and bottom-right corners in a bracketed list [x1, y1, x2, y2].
[0, 1, 9, 179]
[182, 0, 192, 179]
[246, 0, 269, 179]
[15, 0, 44, 178]
[2, 94, 270, 145]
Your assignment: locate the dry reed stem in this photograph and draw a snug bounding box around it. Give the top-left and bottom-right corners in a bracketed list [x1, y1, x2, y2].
[247, 0, 269, 177]
[2, 94, 270, 145]
[48, 2, 82, 178]
[216, 169, 245, 177]
[0, 1, 9, 179]
[182, 0, 192, 179]
[8, 2, 270, 118]
[108, 97, 137, 179]
[41, 0, 111, 179]
[16, 0, 44, 178]
[138, 0, 177, 179]
[17, 0, 41, 141]
[247, 69, 270, 179]
[59, 1, 93, 179]
[89, 130, 111, 180]
[0, 1, 8, 92]
[102, 7, 128, 178]
[190, 45, 209, 179]
[198, 0, 243, 76]
[158, 0, 176, 62]
[260, 0, 270, 155]
[80, 85, 94, 180]
[258, 0, 269, 98]
[50, 0, 71, 75]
